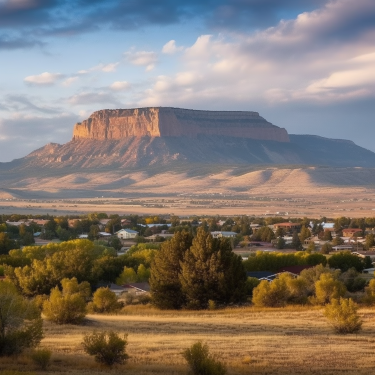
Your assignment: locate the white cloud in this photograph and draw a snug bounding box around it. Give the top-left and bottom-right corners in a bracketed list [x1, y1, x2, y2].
[24, 72, 63, 86]
[124, 50, 157, 71]
[68, 92, 120, 106]
[109, 81, 130, 91]
[76, 62, 119, 75]
[62, 76, 79, 87]
[162, 40, 184, 54]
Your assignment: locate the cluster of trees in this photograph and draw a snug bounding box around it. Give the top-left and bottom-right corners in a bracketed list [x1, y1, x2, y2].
[251, 263, 369, 307]
[150, 229, 247, 309]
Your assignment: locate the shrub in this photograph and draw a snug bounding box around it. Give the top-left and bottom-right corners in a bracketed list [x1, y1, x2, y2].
[324, 297, 362, 334]
[30, 348, 52, 370]
[91, 287, 122, 313]
[252, 274, 291, 307]
[362, 278, 375, 305]
[82, 331, 128, 367]
[43, 278, 88, 324]
[314, 273, 346, 305]
[183, 341, 226, 375]
[0, 281, 43, 356]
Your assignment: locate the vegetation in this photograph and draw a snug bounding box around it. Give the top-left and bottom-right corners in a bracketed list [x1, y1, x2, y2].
[43, 278, 89, 324]
[0, 281, 43, 356]
[30, 348, 52, 370]
[90, 287, 122, 313]
[324, 298, 362, 334]
[82, 331, 129, 367]
[183, 341, 226, 375]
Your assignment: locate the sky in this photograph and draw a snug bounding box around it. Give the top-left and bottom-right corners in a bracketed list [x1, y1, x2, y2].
[0, 0, 374, 162]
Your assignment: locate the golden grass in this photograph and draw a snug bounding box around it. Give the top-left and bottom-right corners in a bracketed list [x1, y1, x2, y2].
[1, 306, 375, 374]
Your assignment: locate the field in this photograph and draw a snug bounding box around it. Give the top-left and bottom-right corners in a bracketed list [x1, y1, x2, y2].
[2, 306, 375, 374]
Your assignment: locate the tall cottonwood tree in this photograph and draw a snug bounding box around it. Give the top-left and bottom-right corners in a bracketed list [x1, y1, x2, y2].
[150, 231, 193, 309]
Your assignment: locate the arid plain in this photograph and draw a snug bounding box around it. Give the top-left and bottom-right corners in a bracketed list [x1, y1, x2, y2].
[1, 307, 375, 375]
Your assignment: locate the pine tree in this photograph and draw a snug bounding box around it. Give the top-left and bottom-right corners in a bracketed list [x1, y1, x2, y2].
[179, 228, 246, 309]
[149, 231, 193, 309]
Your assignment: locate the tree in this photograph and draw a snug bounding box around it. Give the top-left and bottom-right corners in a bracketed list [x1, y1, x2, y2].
[291, 231, 302, 250]
[116, 267, 137, 284]
[328, 251, 365, 272]
[322, 230, 332, 241]
[299, 227, 311, 243]
[324, 298, 362, 334]
[320, 243, 332, 254]
[276, 237, 285, 249]
[150, 231, 193, 309]
[364, 234, 375, 250]
[332, 236, 344, 246]
[252, 273, 291, 307]
[314, 273, 346, 305]
[82, 331, 128, 367]
[0, 280, 43, 355]
[252, 226, 275, 242]
[179, 228, 247, 309]
[0, 233, 18, 255]
[305, 242, 315, 253]
[43, 277, 89, 324]
[91, 287, 122, 313]
[183, 341, 226, 375]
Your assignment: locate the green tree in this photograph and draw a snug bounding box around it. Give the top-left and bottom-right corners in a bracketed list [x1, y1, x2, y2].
[82, 331, 128, 367]
[291, 231, 302, 250]
[183, 341, 226, 375]
[322, 230, 333, 241]
[43, 277, 89, 324]
[324, 298, 362, 334]
[0, 280, 43, 355]
[252, 226, 275, 242]
[276, 237, 285, 249]
[320, 243, 332, 254]
[116, 267, 137, 284]
[179, 228, 247, 309]
[0, 233, 18, 255]
[328, 251, 365, 272]
[364, 234, 375, 250]
[299, 226, 311, 243]
[150, 231, 193, 309]
[332, 236, 344, 246]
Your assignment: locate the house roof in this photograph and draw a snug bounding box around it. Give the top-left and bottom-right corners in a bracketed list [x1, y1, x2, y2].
[247, 271, 274, 279]
[116, 229, 139, 234]
[277, 265, 313, 275]
[122, 282, 150, 292]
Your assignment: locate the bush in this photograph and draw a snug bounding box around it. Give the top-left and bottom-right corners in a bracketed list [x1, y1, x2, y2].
[324, 298, 362, 334]
[43, 278, 88, 324]
[252, 274, 291, 307]
[30, 348, 52, 370]
[91, 287, 122, 313]
[82, 331, 128, 367]
[183, 341, 226, 375]
[314, 273, 346, 305]
[0, 281, 43, 356]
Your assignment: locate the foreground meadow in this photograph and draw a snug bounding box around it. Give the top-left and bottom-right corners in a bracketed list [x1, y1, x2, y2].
[1, 306, 375, 375]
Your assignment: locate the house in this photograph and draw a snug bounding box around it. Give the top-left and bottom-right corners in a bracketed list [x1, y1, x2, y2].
[273, 222, 301, 233]
[122, 282, 150, 295]
[116, 228, 138, 239]
[211, 231, 237, 238]
[342, 228, 363, 237]
[247, 271, 274, 280]
[332, 245, 354, 251]
[145, 233, 174, 242]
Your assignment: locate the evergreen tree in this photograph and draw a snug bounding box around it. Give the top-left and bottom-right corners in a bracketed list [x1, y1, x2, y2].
[149, 231, 193, 309]
[291, 230, 302, 250]
[179, 228, 246, 309]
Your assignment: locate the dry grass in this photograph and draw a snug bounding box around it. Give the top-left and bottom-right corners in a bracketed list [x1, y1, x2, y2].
[2, 306, 375, 374]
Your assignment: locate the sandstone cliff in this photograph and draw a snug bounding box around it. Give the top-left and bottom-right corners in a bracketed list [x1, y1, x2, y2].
[73, 107, 290, 142]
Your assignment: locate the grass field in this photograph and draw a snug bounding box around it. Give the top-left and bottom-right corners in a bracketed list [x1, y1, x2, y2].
[1, 305, 375, 374]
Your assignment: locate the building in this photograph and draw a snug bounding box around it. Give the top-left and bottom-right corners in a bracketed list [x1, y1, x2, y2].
[342, 228, 363, 237]
[211, 231, 237, 238]
[273, 222, 301, 232]
[115, 228, 139, 239]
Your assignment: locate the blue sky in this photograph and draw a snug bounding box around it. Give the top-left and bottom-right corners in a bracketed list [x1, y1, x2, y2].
[0, 0, 374, 162]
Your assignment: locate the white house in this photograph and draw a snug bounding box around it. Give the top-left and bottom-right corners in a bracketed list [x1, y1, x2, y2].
[116, 228, 139, 239]
[211, 231, 237, 238]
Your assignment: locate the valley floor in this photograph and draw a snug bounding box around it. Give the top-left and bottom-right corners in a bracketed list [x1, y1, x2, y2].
[2, 306, 375, 374]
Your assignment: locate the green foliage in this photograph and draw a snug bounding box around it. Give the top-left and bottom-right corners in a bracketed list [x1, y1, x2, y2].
[339, 268, 366, 292]
[91, 287, 122, 313]
[183, 341, 226, 375]
[328, 251, 365, 272]
[252, 274, 292, 307]
[0, 233, 18, 255]
[251, 226, 275, 242]
[314, 273, 346, 305]
[365, 234, 375, 250]
[320, 243, 332, 254]
[0, 281, 43, 356]
[30, 348, 52, 370]
[324, 298, 362, 334]
[291, 230, 302, 250]
[179, 228, 247, 309]
[362, 278, 375, 305]
[43, 278, 89, 324]
[150, 231, 193, 309]
[245, 277, 260, 296]
[82, 331, 128, 367]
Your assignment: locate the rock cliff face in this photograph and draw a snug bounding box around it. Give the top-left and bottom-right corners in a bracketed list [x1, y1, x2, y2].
[73, 107, 290, 142]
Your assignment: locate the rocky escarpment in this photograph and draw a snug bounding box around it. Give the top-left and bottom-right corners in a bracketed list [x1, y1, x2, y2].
[73, 107, 290, 142]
